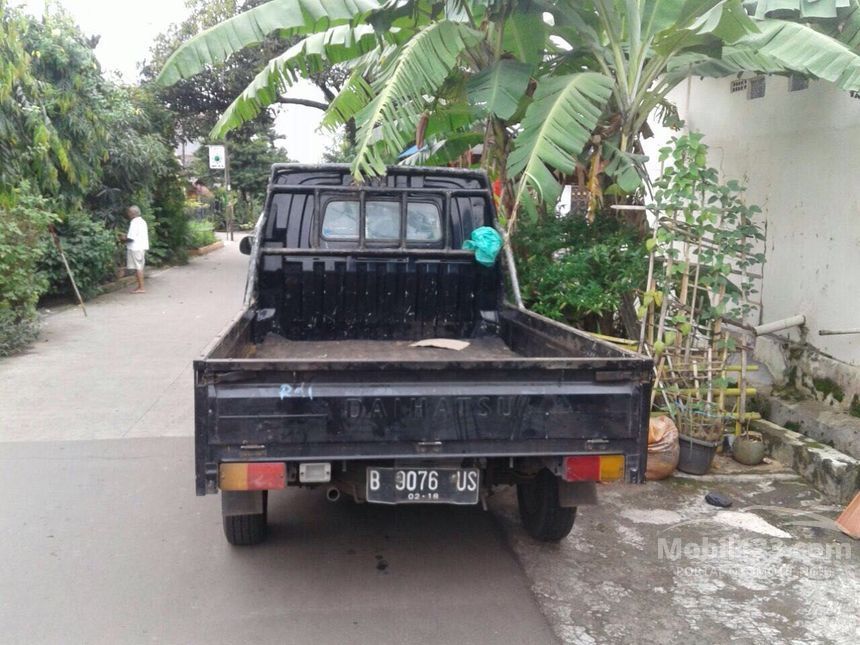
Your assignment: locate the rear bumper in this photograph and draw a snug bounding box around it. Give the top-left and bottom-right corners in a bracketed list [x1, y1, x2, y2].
[197, 445, 646, 495]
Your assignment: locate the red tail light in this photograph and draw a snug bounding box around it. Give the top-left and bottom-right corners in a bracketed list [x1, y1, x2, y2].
[219, 462, 286, 491]
[564, 455, 625, 482]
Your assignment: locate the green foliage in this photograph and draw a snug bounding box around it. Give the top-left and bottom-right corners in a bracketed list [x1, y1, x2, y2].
[209, 23, 387, 138]
[19, 7, 111, 205]
[467, 60, 532, 121]
[186, 220, 217, 249]
[812, 377, 845, 402]
[154, 0, 377, 88]
[157, 0, 860, 227]
[516, 214, 647, 331]
[349, 20, 482, 180]
[0, 185, 57, 356]
[87, 85, 173, 218]
[144, 0, 291, 141]
[0, 3, 70, 199]
[322, 129, 357, 163]
[38, 213, 116, 299]
[651, 133, 765, 325]
[150, 176, 189, 265]
[234, 195, 263, 229]
[146, 0, 351, 155]
[507, 73, 614, 214]
[850, 395, 860, 419]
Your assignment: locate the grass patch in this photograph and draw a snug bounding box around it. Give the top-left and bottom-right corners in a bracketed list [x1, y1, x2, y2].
[186, 220, 217, 249]
[850, 395, 860, 419]
[812, 377, 845, 402]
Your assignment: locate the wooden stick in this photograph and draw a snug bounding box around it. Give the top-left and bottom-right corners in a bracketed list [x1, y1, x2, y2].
[718, 331, 729, 416]
[684, 238, 704, 362]
[651, 355, 665, 409]
[49, 226, 87, 318]
[639, 224, 659, 353]
[737, 342, 748, 436]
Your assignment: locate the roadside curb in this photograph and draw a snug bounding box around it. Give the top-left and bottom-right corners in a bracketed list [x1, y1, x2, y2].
[188, 240, 224, 256]
[97, 273, 142, 295]
[751, 418, 860, 504]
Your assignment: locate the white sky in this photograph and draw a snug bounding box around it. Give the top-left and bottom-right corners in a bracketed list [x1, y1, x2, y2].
[17, 0, 329, 163]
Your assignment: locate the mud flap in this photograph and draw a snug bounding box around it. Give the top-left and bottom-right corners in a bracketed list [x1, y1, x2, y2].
[221, 490, 265, 516]
[557, 480, 597, 507]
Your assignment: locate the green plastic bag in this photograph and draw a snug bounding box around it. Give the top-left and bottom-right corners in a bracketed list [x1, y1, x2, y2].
[462, 227, 503, 267]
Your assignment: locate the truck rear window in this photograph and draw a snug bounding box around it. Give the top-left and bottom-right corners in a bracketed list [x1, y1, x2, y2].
[365, 201, 400, 240]
[322, 200, 442, 244]
[321, 201, 359, 240]
[406, 202, 442, 241]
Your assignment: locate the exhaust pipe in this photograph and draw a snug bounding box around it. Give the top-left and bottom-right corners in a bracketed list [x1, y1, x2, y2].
[326, 486, 341, 502]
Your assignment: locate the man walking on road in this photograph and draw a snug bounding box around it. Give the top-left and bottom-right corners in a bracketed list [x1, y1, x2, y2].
[120, 205, 149, 294]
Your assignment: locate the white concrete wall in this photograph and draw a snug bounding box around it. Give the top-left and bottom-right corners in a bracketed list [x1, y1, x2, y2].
[645, 76, 860, 375]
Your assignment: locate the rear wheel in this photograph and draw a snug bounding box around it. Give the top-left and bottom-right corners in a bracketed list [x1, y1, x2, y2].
[222, 491, 268, 546]
[517, 469, 576, 542]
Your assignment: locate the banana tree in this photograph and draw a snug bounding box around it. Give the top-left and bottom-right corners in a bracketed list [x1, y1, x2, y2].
[157, 0, 860, 229]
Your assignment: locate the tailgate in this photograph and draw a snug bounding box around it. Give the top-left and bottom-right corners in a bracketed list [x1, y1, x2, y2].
[196, 367, 650, 493]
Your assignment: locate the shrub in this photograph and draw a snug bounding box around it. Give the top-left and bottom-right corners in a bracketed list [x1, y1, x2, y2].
[150, 176, 189, 265]
[234, 195, 262, 229]
[0, 307, 40, 356]
[515, 213, 647, 334]
[186, 220, 217, 249]
[38, 213, 116, 299]
[0, 186, 56, 355]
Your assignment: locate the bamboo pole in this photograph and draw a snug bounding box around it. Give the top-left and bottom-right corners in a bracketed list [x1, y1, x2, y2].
[675, 387, 756, 396]
[736, 343, 748, 436]
[49, 226, 87, 317]
[639, 223, 659, 353]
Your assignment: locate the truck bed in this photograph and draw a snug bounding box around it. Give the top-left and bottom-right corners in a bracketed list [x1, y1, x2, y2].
[251, 334, 521, 361]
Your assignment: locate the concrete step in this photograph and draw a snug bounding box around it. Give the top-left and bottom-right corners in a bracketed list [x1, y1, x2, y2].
[762, 394, 860, 460]
[752, 418, 860, 504]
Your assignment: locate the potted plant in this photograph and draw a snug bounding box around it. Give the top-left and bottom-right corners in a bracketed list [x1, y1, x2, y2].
[732, 430, 766, 466]
[673, 397, 724, 475]
[642, 134, 765, 475]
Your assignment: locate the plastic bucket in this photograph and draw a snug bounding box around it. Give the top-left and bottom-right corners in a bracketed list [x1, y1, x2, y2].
[677, 434, 719, 475]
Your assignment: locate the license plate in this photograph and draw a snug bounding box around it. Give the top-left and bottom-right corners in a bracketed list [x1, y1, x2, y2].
[366, 467, 480, 505]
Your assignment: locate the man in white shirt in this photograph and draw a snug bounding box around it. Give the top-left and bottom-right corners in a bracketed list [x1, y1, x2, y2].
[120, 205, 149, 294]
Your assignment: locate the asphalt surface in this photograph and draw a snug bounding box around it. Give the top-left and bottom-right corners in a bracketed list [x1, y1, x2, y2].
[0, 437, 556, 644]
[0, 239, 247, 441]
[0, 239, 558, 645]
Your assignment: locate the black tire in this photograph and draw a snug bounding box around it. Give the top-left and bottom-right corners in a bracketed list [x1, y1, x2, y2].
[222, 491, 268, 546]
[517, 469, 576, 542]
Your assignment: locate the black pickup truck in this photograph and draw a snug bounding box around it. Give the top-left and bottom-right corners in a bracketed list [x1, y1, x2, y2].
[195, 164, 652, 545]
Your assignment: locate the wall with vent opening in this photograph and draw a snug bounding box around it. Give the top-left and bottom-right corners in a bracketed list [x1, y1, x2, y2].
[644, 75, 860, 409]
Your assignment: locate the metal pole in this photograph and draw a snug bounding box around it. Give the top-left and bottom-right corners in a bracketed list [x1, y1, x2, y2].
[502, 233, 525, 311]
[819, 329, 860, 336]
[224, 141, 234, 241]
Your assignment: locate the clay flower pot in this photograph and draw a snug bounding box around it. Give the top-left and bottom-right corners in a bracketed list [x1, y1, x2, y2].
[733, 431, 766, 466]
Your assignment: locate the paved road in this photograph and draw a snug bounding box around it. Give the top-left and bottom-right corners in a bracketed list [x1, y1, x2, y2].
[0, 241, 558, 645]
[0, 239, 247, 441]
[0, 438, 556, 644]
